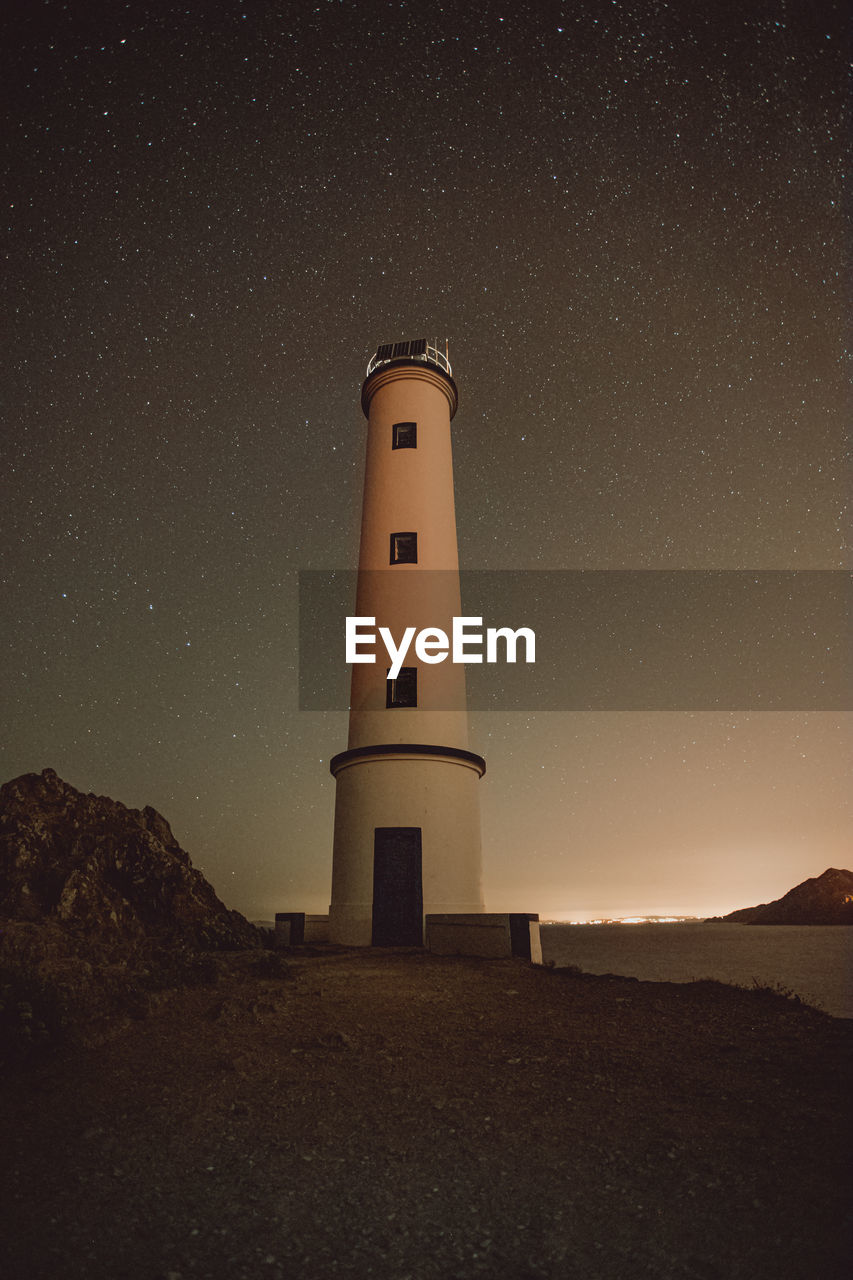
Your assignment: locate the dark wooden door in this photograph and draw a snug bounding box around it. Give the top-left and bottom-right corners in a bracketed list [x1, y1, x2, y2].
[372, 827, 423, 946]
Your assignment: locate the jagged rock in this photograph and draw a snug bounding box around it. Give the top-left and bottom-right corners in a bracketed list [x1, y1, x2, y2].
[721, 867, 853, 925]
[0, 768, 259, 951]
[0, 770, 264, 1062]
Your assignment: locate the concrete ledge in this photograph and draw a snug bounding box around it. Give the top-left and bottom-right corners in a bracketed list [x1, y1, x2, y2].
[426, 913, 541, 963]
[329, 743, 486, 778]
[304, 914, 330, 943]
[275, 913, 331, 946]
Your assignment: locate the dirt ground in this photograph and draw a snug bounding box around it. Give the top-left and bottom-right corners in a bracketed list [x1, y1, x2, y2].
[1, 948, 851, 1280]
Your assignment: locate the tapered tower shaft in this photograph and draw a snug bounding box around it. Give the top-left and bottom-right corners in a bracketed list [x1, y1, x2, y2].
[328, 340, 485, 947]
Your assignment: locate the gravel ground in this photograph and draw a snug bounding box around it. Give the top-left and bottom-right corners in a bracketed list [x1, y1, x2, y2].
[1, 948, 851, 1280]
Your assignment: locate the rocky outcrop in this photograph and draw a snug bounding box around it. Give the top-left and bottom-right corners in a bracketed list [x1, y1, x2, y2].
[0, 768, 258, 951]
[721, 867, 853, 925]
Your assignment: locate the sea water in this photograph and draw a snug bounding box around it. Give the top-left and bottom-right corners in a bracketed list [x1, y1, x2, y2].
[540, 921, 853, 1019]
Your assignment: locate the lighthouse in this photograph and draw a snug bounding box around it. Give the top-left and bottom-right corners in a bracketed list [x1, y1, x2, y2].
[328, 339, 486, 946]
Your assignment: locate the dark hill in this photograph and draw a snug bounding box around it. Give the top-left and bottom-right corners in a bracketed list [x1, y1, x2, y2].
[0, 769, 261, 1059]
[722, 867, 853, 925]
[0, 768, 258, 951]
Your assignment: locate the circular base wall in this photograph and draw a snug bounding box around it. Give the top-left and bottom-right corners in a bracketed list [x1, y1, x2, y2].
[329, 751, 484, 946]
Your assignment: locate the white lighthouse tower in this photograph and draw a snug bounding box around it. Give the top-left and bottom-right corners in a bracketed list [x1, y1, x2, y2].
[328, 339, 485, 946]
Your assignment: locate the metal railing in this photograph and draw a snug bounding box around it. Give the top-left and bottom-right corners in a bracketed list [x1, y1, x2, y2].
[366, 339, 452, 379]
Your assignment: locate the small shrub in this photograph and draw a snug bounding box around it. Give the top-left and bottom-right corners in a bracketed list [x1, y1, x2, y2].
[247, 952, 292, 980]
[0, 965, 65, 1068]
[139, 944, 220, 991]
[748, 977, 803, 1005]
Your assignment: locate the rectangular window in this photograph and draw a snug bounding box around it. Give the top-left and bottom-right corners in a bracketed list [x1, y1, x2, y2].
[390, 531, 417, 564]
[386, 666, 417, 708]
[392, 421, 417, 450]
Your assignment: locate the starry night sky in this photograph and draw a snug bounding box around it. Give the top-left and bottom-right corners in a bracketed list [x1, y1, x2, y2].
[2, 0, 849, 921]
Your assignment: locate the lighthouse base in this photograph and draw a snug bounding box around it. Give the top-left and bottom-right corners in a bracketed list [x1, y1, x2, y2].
[328, 899, 488, 949]
[328, 747, 485, 947]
